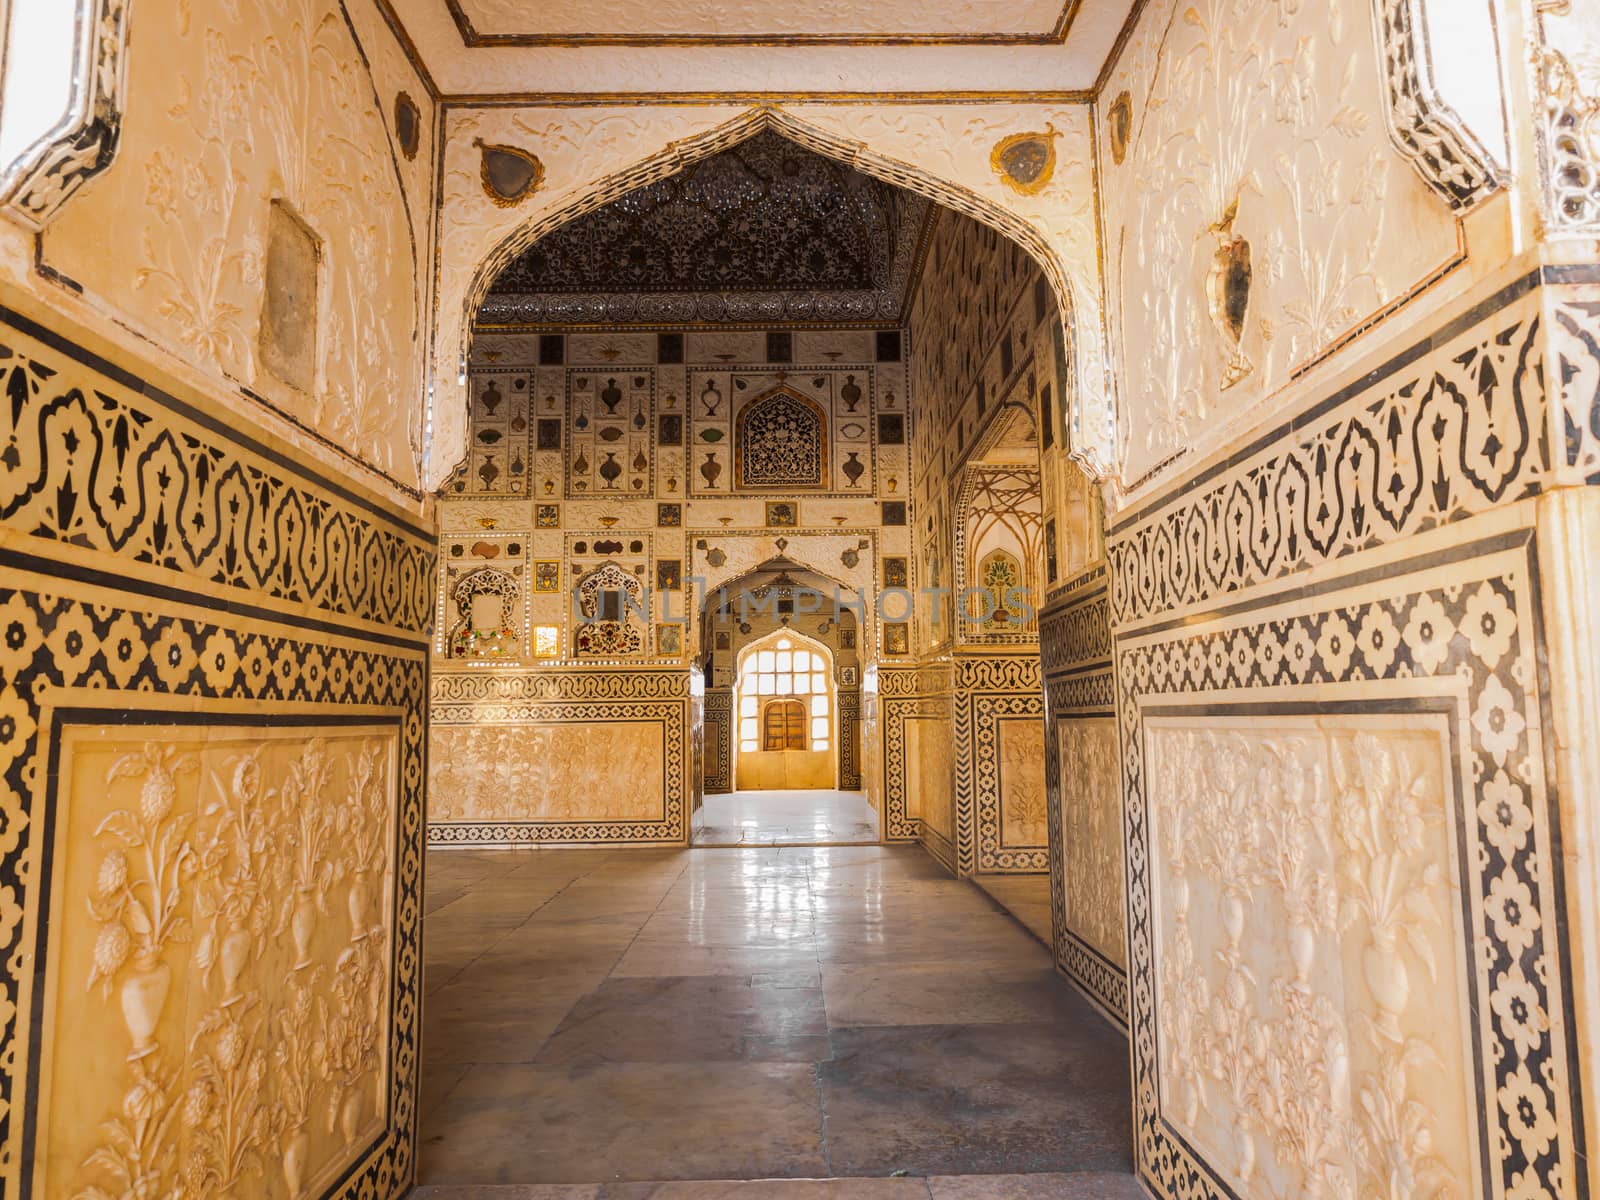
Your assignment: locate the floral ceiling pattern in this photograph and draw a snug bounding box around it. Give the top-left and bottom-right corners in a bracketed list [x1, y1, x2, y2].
[479, 130, 932, 324]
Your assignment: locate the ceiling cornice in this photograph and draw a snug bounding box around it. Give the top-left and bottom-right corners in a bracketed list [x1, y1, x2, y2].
[364, 0, 1156, 125]
[439, 90, 1095, 108]
[440, 0, 1082, 47]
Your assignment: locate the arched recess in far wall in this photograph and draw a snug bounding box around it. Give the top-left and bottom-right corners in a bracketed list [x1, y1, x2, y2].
[429, 102, 1111, 492]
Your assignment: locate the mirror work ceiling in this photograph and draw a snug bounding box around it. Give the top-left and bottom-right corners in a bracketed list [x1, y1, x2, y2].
[480, 130, 935, 326]
[447, 0, 1079, 44]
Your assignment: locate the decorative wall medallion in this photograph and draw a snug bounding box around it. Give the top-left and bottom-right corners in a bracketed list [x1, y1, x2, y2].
[657, 625, 683, 656]
[475, 139, 544, 208]
[706, 548, 727, 568]
[883, 623, 910, 655]
[657, 503, 681, 527]
[394, 92, 421, 160]
[990, 125, 1059, 196]
[656, 560, 682, 591]
[841, 547, 860, 569]
[882, 501, 907, 526]
[883, 557, 909, 588]
[1206, 200, 1254, 388]
[1107, 92, 1133, 165]
[765, 501, 798, 528]
[841, 666, 859, 687]
[536, 504, 560, 528]
[534, 561, 559, 592]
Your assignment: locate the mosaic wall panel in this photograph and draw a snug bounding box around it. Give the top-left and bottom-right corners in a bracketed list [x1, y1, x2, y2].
[955, 656, 1046, 876]
[879, 664, 952, 848]
[0, 299, 430, 1200]
[0, 309, 434, 634]
[428, 669, 688, 846]
[1108, 271, 1558, 626]
[437, 325, 912, 841]
[704, 687, 733, 793]
[1113, 275, 1589, 1200]
[1039, 565, 1125, 1027]
[838, 689, 862, 791]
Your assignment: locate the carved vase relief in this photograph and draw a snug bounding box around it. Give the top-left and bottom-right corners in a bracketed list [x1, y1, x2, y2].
[1146, 715, 1476, 1198]
[997, 718, 1047, 848]
[1206, 200, 1253, 388]
[36, 725, 398, 1200]
[1058, 719, 1124, 968]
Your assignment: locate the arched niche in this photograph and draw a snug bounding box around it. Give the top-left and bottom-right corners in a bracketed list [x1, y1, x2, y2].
[572, 559, 647, 658]
[430, 104, 1111, 493]
[735, 386, 829, 491]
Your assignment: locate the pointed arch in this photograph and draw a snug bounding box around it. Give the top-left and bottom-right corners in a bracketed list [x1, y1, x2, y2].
[429, 104, 1110, 491]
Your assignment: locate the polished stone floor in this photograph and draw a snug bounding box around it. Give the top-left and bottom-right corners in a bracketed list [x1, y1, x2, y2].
[694, 790, 880, 846]
[419, 846, 1137, 1196]
[970, 875, 1053, 946]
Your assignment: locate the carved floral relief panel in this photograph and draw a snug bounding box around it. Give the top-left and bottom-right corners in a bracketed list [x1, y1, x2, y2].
[428, 720, 666, 825]
[1057, 718, 1124, 972]
[1147, 714, 1476, 1198]
[1099, 0, 1466, 490]
[32, 722, 398, 1200]
[996, 717, 1047, 851]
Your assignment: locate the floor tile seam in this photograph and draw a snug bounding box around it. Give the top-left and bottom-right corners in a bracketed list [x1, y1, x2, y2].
[812, 1059, 834, 1178]
[600, 853, 697, 981]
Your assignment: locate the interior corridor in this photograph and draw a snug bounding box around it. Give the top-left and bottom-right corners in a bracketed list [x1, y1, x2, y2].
[418, 846, 1137, 1195]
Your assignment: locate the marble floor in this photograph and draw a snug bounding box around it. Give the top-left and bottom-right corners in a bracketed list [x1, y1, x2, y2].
[418, 845, 1138, 1197]
[970, 875, 1053, 946]
[694, 790, 880, 846]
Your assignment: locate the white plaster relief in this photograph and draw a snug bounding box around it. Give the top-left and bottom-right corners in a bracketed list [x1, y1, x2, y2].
[38, 0, 426, 487]
[1147, 714, 1477, 1199]
[1098, 0, 1463, 491]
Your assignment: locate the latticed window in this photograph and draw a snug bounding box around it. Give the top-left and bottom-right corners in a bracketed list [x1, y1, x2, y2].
[739, 637, 830, 753]
[762, 700, 806, 751]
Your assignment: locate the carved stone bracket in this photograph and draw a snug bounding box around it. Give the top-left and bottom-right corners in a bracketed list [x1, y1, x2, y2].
[1371, 0, 1502, 211]
[0, 0, 130, 231]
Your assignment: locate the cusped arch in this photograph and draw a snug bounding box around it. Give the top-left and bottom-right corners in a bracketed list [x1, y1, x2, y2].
[430, 105, 1109, 492]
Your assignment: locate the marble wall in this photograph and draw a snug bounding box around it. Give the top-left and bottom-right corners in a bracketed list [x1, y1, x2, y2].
[1095, 3, 1600, 1194]
[0, 290, 431, 1199]
[0, 5, 437, 1196]
[32, 0, 437, 494]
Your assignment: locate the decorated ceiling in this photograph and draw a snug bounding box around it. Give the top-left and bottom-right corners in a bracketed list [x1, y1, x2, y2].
[479, 130, 934, 325]
[447, 0, 1078, 43]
